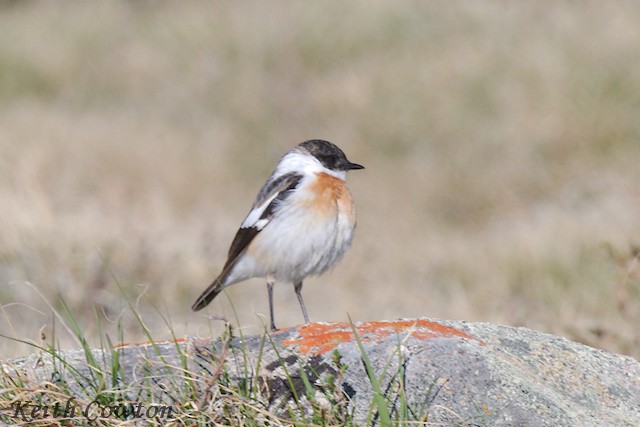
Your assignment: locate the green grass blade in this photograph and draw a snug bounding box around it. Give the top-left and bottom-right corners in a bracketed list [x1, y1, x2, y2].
[348, 315, 391, 426]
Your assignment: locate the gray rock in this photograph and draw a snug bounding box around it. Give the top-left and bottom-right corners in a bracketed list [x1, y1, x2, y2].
[2, 318, 639, 426]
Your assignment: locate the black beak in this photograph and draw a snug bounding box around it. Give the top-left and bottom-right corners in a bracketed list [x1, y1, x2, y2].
[346, 161, 365, 170]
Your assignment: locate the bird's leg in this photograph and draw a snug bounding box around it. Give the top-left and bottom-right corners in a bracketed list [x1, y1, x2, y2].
[294, 281, 310, 324]
[267, 278, 276, 331]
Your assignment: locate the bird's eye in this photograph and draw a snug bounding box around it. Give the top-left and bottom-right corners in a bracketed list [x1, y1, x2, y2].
[316, 154, 335, 167]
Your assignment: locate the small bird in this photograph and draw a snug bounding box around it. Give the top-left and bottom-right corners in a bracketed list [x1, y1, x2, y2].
[192, 139, 363, 331]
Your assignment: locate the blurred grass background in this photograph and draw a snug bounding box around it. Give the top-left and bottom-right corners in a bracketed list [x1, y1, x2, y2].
[1, 1, 639, 359]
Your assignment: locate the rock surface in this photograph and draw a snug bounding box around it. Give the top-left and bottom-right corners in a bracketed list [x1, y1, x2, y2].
[2, 318, 639, 426]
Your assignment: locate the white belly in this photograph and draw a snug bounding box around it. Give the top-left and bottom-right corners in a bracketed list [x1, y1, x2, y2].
[227, 185, 356, 285]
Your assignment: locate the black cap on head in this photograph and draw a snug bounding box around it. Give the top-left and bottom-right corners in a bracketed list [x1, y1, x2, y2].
[298, 139, 364, 171]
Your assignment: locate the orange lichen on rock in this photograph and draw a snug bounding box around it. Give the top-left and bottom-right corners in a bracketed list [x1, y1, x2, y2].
[282, 320, 479, 355]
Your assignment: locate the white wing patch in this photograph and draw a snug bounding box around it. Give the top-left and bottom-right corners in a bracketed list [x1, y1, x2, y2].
[241, 192, 281, 228]
[254, 218, 269, 230]
[240, 171, 303, 229]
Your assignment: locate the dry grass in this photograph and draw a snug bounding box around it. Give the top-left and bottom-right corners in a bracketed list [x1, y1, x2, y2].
[1, 1, 640, 359]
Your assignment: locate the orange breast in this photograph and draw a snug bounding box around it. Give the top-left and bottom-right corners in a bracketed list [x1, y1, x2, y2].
[307, 172, 356, 224]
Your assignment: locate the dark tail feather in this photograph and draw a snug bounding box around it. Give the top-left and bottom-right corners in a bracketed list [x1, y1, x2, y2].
[191, 277, 224, 311]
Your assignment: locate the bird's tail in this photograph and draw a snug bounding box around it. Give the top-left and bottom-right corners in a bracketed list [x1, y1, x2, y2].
[191, 276, 224, 311]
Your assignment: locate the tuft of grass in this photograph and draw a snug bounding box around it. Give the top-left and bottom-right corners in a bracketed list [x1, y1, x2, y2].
[1, 291, 492, 425]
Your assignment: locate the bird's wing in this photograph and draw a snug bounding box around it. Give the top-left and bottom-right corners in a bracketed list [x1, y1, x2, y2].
[192, 171, 304, 311]
[223, 171, 303, 270]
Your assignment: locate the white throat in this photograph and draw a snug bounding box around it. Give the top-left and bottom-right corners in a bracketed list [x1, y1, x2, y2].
[275, 151, 346, 180]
